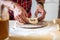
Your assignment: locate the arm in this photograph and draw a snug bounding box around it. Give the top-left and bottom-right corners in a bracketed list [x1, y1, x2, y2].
[35, 0, 46, 21]
[1, 1, 29, 23]
[36, 0, 45, 4]
[36, 0, 45, 7]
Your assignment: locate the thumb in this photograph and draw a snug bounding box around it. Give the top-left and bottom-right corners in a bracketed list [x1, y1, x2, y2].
[34, 10, 38, 18]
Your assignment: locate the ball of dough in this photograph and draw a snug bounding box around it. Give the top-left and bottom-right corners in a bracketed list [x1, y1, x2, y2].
[28, 18, 38, 24]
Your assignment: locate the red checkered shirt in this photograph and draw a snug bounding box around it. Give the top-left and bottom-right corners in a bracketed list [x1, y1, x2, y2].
[9, 0, 32, 20]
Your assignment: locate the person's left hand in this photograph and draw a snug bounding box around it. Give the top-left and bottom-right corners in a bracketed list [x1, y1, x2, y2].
[35, 4, 46, 21]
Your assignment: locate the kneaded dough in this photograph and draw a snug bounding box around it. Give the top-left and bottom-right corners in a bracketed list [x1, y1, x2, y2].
[28, 18, 38, 24]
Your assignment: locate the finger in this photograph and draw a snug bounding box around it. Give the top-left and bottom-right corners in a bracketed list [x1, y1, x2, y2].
[38, 9, 46, 16]
[16, 15, 25, 23]
[22, 13, 29, 23]
[18, 11, 26, 22]
[22, 9, 28, 17]
[35, 10, 39, 18]
[25, 12, 28, 17]
[19, 10, 28, 18]
[15, 11, 25, 23]
[22, 11, 28, 17]
[18, 11, 29, 23]
[38, 15, 45, 21]
[38, 12, 46, 21]
[15, 16, 20, 22]
[38, 9, 46, 21]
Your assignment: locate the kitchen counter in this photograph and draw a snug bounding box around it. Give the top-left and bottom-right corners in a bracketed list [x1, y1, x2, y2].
[8, 20, 60, 40]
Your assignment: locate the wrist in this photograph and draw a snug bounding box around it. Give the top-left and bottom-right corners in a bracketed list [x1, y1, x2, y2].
[37, 4, 44, 9]
[37, 2, 44, 6]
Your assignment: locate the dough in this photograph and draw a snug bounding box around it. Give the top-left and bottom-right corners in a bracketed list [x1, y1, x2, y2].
[28, 18, 38, 24]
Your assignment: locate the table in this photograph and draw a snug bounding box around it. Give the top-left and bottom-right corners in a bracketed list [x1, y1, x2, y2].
[9, 20, 60, 40]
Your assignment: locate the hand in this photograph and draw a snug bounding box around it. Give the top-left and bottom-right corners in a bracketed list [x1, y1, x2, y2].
[0, 1, 29, 24]
[35, 4, 46, 21]
[14, 5, 29, 24]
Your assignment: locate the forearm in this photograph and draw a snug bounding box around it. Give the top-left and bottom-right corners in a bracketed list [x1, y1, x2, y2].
[36, 0, 45, 4]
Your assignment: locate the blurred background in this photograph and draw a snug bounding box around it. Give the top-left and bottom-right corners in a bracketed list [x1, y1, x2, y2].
[0, 0, 60, 21]
[58, 0, 60, 18]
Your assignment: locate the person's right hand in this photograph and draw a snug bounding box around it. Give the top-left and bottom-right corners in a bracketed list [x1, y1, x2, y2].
[14, 4, 29, 24]
[0, 1, 29, 24]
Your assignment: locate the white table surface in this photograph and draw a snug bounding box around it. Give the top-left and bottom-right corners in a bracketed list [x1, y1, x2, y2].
[9, 21, 58, 36]
[9, 20, 59, 36]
